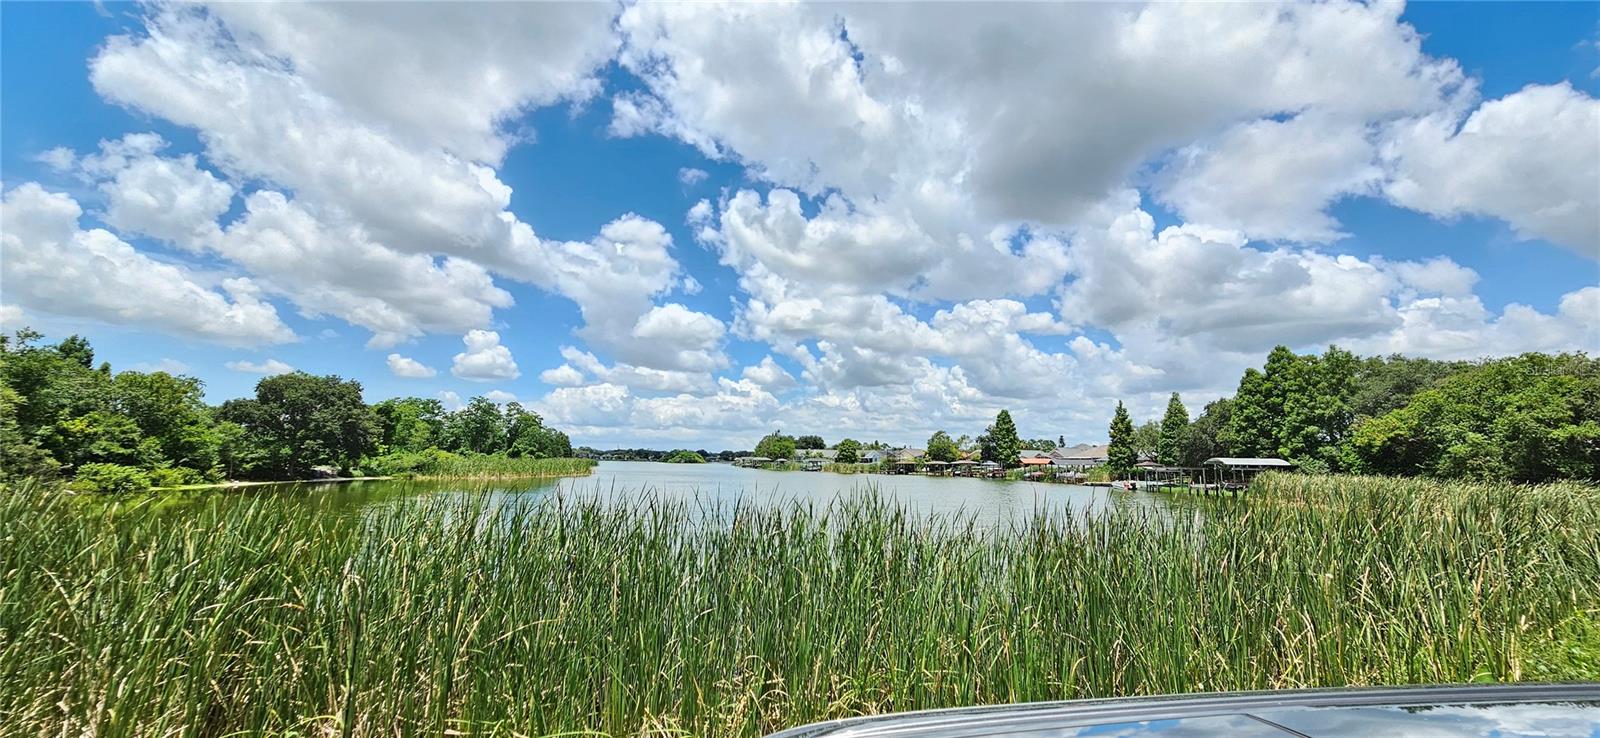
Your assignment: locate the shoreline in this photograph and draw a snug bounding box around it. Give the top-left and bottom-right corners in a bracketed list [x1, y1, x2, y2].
[150, 476, 394, 492]
[151, 468, 596, 492]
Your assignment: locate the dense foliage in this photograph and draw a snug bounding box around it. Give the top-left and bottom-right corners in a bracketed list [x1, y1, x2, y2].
[4, 474, 1593, 735]
[834, 438, 861, 464]
[0, 330, 578, 490]
[1104, 347, 1596, 482]
[216, 373, 378, 478]
[754, 431, 798, 460]
[924, 430, 959, 462]
[665, 450, 707, 463]
[1, 330, 226, 488]
[1348, 353, 1600, 481]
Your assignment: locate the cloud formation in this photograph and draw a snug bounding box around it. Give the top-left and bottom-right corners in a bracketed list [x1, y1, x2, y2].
[452, 330, 521, 382]
[7, 2, 1595, 448]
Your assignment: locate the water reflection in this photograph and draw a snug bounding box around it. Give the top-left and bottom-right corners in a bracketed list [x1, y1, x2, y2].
[187, 461, 1193, 527]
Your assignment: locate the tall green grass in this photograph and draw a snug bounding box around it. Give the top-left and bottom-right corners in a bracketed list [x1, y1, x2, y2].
[362, 450, 596, 479]
[2, 473, 1595, 736]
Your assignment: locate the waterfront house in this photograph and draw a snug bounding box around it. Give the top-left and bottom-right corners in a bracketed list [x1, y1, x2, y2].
[890, 447, 926, 463]
[1051, 444, 1110, 469]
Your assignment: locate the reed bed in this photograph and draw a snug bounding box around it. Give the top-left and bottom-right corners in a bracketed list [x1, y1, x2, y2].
[2, 473, 1596, 736]
[411, 454, 596, 480]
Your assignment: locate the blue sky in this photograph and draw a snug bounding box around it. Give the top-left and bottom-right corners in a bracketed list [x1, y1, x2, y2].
[2, 2, 1596, 449]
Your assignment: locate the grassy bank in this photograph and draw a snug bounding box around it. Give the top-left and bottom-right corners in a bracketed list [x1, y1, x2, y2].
[2, 473, 1596, 736]
[361, 451, 596, 480]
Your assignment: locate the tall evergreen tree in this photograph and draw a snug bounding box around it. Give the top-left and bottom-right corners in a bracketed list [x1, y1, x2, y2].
[1225, 344, 1307, 458]
[1158, 392, 1189, 466]
[1107, 401, 1137, 476]
[983, 410, 1021, 467]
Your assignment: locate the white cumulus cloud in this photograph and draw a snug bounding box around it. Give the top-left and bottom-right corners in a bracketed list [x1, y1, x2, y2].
[451, 329, 520, 381]
[0, 183, 295, 347]
[226, 358, 295, 375]
[386, 353, 438, 379]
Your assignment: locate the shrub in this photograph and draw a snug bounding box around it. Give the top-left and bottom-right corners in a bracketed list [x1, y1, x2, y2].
[147, 467, 206, 488]
[69, 463, 152, 495]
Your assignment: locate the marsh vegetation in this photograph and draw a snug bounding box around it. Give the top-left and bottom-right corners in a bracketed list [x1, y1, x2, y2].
[3, 473, 1595, 736]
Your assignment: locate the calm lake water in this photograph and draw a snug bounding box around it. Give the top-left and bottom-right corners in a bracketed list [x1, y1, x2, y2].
[224, 461, 1187, 525]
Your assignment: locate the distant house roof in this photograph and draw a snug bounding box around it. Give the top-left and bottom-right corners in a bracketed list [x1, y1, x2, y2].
[1019, 457, 1053, 466]
[1052, 444, 1110, 460]
[1019, 448, 1051, 459]
[802, 449, 838, 459]
[1204, 457, 1294, 469]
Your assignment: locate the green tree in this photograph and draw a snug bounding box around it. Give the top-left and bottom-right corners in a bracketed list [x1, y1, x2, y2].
[1182, 398, 1232, 467]
[213, 400, 277, 479]
[835, 438, 861, 464]
[1350, 354, 1468, 419]
[795, 434, 825, 450]
[754, 431, 797, 459]
[665, 450, 706, 463]
[504, 403, 571, 458]
[1280, 346, 1357, 468]
[1131, 421, 1160, 461]
[1, 331, 115, 468]
[54, 335, 95, 369]
[1107, 401, 1137, 476]
[982, 410, 1021, 467]
[373, 397, 445, 452]
[1349, 353, 1600, 482]
[1158, 392, 1189, 466]
[447, 397, 507, 454]
[925, 430, 959, 462]
[0, 382, 57, 480]
[52, 410, 161, 470]
[220, 372, 378, 477]
[1224, 349, 1291, 457]
[111, 371, 219, 472]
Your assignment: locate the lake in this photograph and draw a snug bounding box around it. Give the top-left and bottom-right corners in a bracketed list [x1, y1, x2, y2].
[220, 460, 1188, 525]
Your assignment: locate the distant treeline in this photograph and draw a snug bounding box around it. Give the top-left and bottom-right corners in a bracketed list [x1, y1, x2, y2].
[578, 448, 750, 463]
[0, 329, 578, 492]
[1106, 347, 1599, 483]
